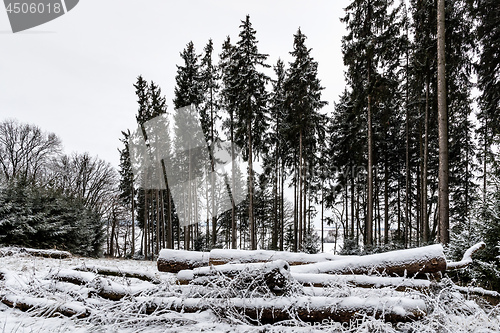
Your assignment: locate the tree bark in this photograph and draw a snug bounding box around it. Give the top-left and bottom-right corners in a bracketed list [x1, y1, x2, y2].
[437, 0, 449, 244]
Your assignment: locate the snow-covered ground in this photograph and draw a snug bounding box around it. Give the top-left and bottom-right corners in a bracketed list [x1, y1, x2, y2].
[1, 250, 499, 332]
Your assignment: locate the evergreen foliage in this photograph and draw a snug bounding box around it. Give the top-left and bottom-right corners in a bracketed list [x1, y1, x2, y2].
[0, 181, 103, 256]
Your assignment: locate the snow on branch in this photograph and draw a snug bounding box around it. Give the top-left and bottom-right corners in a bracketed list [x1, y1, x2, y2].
[446, 242, 486, 270]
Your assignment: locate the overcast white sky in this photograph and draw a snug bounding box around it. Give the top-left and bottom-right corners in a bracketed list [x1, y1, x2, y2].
[0, 0, 350, 168]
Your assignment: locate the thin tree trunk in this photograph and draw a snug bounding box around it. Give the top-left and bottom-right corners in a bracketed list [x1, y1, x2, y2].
[248, 120, 256, 250]
[131, 186, 135, 255]
[384, 158, 389, 245]
[294, 159, 298, 252]
[321, 182, 324, 252]
[280, 161, 285, 251]
[231, 111, 237, 249]
[422, 73, 430, 243]
[298, 131, 303, 250]
[367, 88, 374, 247]
[437, 0, 449, 244]
[144, 189, 148, 258]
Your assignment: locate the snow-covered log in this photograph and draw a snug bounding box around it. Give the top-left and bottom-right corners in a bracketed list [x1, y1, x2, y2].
[50, 269, 131, 301]
[0, 246, 71, 259]
[137, 296, 427, 323]
[177, 260, 291, 293]
[209, 249, 354, 266]
[290, 244, 447, 277]
[74, 265, 161, 284]
[292, 272, 432, 291]
[446, 242, 486, 270]
[157, 249, 209, 273]
[1, 294, 90, 318]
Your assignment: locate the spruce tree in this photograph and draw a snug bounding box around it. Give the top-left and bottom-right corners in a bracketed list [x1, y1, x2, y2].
[232, 15, 270, 250]
[341, 0, 404, 249]
[283, 28, 327, 251]
[173, 41, 204, 250]
[219, 36, 239, 248]
[118, 130, 136, 256]
[199, 39, 220, 250]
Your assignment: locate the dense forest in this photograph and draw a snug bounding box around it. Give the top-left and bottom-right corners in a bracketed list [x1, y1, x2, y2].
[1, 0, 498, 289]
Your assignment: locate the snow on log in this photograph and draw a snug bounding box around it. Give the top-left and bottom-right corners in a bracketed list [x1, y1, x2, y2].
[50, 269, 131, 301]
[446, 242, 486, 270]
[208, 249, 354, 266]
[177, 260, 292, 293]
[1, 294, 90, 318]
[136, 296, 427, 323]
[290, 244, 446, 277]
[0, 246, 71, 259]
[292, 273, 432, 291]
[157, 249, 209, 273]
[74, 265, 161, 284]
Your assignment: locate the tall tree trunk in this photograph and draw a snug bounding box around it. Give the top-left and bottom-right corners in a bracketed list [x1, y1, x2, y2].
[367, 86, 374, 247]
[280, 161, 285, 251]
[294, 159, 298, 252]
[483, 116, 487, 203]
[321, 182, 324, 252]
[144, 189, 148, 258]
[437, 0, 449, 244]
[422, 73, 430, 243]
[231, 111, 237, 249]
[272, 146, 279, 250]
[384, 157, 389, 245]
[167, 189, 173, 249]
[404, 17, 410, 248]
[350, 168, 354, 239]
[248, 120, 256, 250]
[156, 190, 160, 255]
[131, 186, 135, 255]
[298, 130, 303, 250]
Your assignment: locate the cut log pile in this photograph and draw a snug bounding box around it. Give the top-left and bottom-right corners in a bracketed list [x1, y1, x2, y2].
[156, 242, 499, 323]
[1, 243, 496, 327]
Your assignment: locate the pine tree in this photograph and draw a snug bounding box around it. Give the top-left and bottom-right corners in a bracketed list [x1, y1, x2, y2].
[173, 41, 204, 250]
[133, 76, 170, 257]
[265, 59, 287, 250]
[232, 15, 270, 250]
[341, 0, 404, 249]
[199, 39, 220, 250]
[118, 130, 136, 256]
[219, 36, 241, 249]
[475, 0, 500, 202]
[283, 28, 327, 251]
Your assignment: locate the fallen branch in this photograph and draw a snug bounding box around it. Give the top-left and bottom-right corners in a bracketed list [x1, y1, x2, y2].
[446, 242, 486, 270]
[157, 249, 209, 273]
[74, 265, 161, 284]
[290, 244, 447, 277]
[137, 296, 427, 323]
[1, 294, 90, 318]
